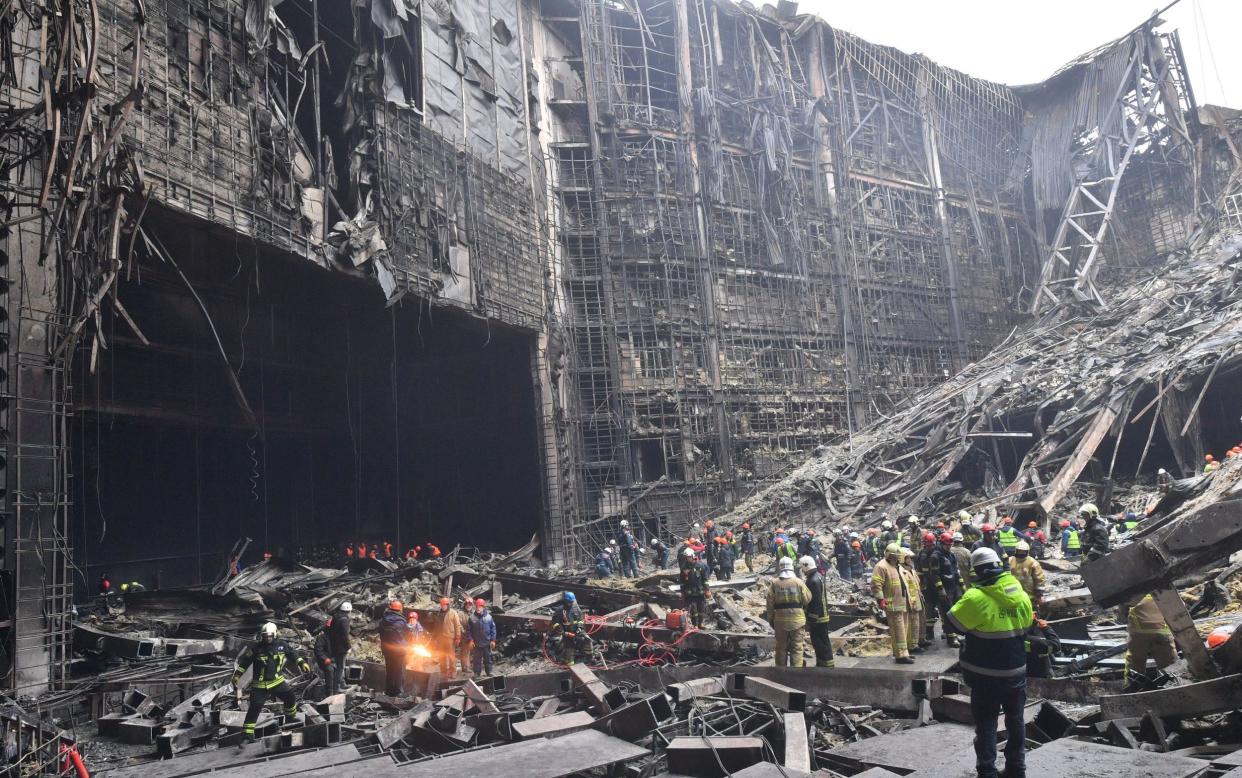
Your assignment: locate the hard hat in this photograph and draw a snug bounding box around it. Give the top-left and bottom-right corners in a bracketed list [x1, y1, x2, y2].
[682, 547, 696, 558]
[952, 532, 963, 542]
[961, 514, 973, 524]
[922, 532, 936, 547]
[1157, 468, 1167, 475]
[970, 547, 1001, 568]
[1207, 626, 1234, 649]
[390, 600, 403, 612]
[778, 557, 795, 572]
[981, 523, 995, 533]
[958, 510, 970, 522]
[1078, 502, 1099, 517]
[885, 543, 901, 557]
[601, 549, 611, 555]
[939, 532, 953, 544]
[1059, 520, 1070, 528]
[564, 591, 576, 602]
[907, 515, 919, 525]
[339, 601, 353, 612]
[1205, 454, 1215, 462]
[1028, 521, 1037, 528]
[900, 548, 915, 558]
[609, 538, 617, 545]
[693, 522, 702, 529]
[650, 537, 660, 546]
[1016, 541, 1030, 552]
[742, 523, 750, 529]
[440, 597, 451, 606]
[881, 520, 893, 530]
[620, 519, 629, 527]
[260, 622, 278, 638]
[775, 537, 785, 545]
[849, 532, 859, 539]
[474, 598, 486, 608]
[798, 556, 816, 572]
[1125, 511, 1137, 520]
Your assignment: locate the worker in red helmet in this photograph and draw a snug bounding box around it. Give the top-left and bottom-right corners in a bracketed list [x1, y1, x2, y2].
[466, 598, 497, 676]
[1204, 454, 1219, 474]
[971, 523, 1007, 563]
[739, 523, 755, 572]
[378, 601, 414, 696]
[914, 533, 940, 648]
[930, 532, 963, 646]
[434, 596, 464, 676]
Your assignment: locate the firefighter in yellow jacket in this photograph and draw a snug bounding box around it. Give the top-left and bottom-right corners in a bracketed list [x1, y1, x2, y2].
[871, 543, 918, 664]
[1009, 541, 1046, 606]
[1124, 593, 1177, 680]
[765, 556, 812, 667]
[232, 622, 312, 741]
[900, 548, 925, 654]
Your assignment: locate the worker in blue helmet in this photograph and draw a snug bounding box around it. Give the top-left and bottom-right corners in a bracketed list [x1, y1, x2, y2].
[550, 592, 589, 664]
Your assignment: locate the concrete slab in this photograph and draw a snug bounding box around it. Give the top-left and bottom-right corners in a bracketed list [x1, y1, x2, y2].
[107, 745, 366, 778]
[904, 736, 1208, 778]
[820, 724, 975, 774]
[732, 763, 812, 778]
[849, 643, 959, 674]
[853, 769, 903, 778]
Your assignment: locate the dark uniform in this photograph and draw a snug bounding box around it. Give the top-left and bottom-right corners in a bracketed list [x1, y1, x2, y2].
[739, 528, 755, 572]
[232, 634, 311, 739]
[551, 599, 589, 664]
[915, 544, 940, 643]
[326, 610, 351, 695]
[651, 539, 669, 569]
[959, 523, 982, 545]
[1081, 516, 1110, 560]
[466, 608, 497, 675]
[716, 539, 735, 581]
[378, 610, 413, 696]
[312, 627, 335, 698]
[930, 544, 963, 646]
[680, 557, 711, 628]
[803, 567, 836, 667]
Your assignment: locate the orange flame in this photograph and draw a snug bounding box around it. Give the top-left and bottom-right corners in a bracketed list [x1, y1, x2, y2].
[411, 644, 432, 659]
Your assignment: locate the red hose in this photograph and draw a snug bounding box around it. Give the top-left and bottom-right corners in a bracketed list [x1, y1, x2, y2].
[69, 746, 90, 778]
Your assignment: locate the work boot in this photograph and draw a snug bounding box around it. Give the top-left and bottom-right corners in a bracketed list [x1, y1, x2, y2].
[895, 656, 915, 664]
[910, 645, 925, 654]
[945, 634, 959, 648]
[1001, 766, 1025, 778]
[925, 626, 936, 643]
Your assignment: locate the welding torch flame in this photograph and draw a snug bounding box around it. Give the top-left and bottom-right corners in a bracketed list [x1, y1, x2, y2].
[411, 645, 432, 659]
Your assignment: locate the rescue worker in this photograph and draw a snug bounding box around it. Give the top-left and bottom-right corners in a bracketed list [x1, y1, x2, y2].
[1156, 468, 1172, 493]
[959, 512, 982, 545]
[99, 574, 112, 596]
[313, 620, 335, 698]
[716, 536, 735, 581]
[871, 543, 916, 664]
[1204, 454, 1219, 473]
[595, 547, 614, 578]
[378, 601, 413, 695]
[1079, 503, 1110, 560]
[679, 547, 711, 628]
[915, 532, 940, 645]
[232, 622, 311, 741]
[739, 523, 756, 572]
[703, 520, 720, 574]
[1119, 511, 1140, 533]
[119, 581, 146, 594]
[325, 601, 352, 695]
[345, 545, 354, 559]
[467, 598, 497, 676]
[1026, 523, 1047, 560]
[1123, 593, 1177, 681]
[434, 596, 464, 676]
[950, 533, 972, 589]
[903, 516, 920, 548]
[996, 516, 1020, 557]
[1061, 520, 1081, 558]
[765, 557, 812, 667]
[848, 540, 866, 579]
[931, 532, 963, 647]
[773, 536, 797, 564]
[1009, 541, 1046, 607]
[900, 548, 927, 652]
[798, 528, 815, 558]
[771, 527, 788, 553]
[972, 523, 1007, 563]
[862, 528, 882, 567]
[650, 536, 669, 569]
[800, 556, 835, 668]
[426, 543, 442, 558]
[617, 520, 640, 578]
[879, 519, 899, 549]
[946, 548, 1033, 778]
[459, 597, 476, 673]
[551, 592, 589, 664]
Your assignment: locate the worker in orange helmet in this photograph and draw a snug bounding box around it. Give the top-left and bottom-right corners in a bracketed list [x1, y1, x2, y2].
[383, 541, 393, 559]
[739, 523, 755, 572]
[434, 596, 464, 676]
[427, 543, 442, 558]
[378, 601, 413, 696]
[1204, 454, 1219, 474]
[345, 545, 354, 558]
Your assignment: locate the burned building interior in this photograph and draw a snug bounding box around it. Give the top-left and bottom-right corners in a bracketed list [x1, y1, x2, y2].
[0, 0, 1241, 774]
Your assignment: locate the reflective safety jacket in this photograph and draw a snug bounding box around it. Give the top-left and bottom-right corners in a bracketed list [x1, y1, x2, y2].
[680, 561, 710, 597]
[1126, 594, 1172, 636]
[1009, 555, 1046, 599]
[774, 542, 798, 562]
[997, 526, 1020, 551]
[947, 571, 1033, 678]
[765, 576, 811, 629]
[871, 558, 914, 612]
[950, 545, 973, 589]
[233, 638, 311, 690]
[1062, 529, 1080, 552]
[959, 524, 981, 544]
[900, 562, 922, 611]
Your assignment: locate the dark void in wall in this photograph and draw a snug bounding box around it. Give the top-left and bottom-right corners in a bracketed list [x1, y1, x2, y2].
[70, 212, 542, 594]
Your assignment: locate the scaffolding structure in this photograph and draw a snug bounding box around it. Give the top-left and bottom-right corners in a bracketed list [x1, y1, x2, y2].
[543, 0, 1036, 555]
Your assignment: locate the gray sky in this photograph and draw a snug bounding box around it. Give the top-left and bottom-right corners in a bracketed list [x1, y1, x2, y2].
[797, 0, 1238, 108]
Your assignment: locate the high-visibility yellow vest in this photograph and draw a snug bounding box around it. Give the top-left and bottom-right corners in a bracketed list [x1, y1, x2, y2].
[997, 527, 1019, 549]
[1065, 530, 1080, 549]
